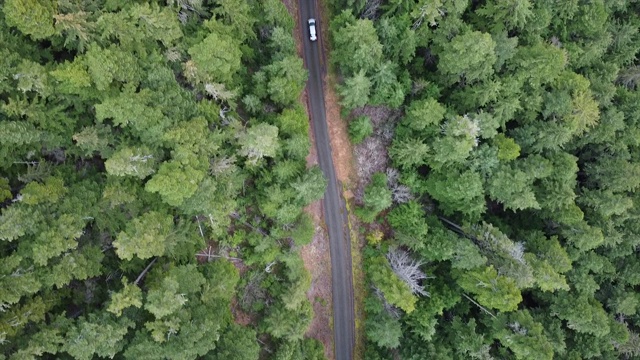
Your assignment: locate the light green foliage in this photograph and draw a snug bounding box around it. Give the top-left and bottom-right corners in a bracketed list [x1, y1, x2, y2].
[368, 255, 417, 313]
[389, 137, 429, 169]
[0, 1, 315, 358]
[332, 14, 384, 75]
[205, 324, 259, 360]
[0, 205, 42, 242]
[490, 310, 554, 360]
[456, 266, 522, 312]
[512, 42, 567, 87]
[585, 156, 640, 193]
[404, 282, 460, 342]
[163, 117, 219, 155]
[551, 293, 611, 337]
[357, 172, 393, 223]
[128, 3, 183, 47]
[493, 133, 521, 161]
[262, 301, 314, 341]
[486, 164, 540, 211]
[283, 134, 311, 160]
[450, 234, 486, 268]
[146, 265, 206, 320]
[95, 87, 171, 145]
[339, 70, 371, 110]
[107, 279, 143, 317]
[238, 123, 280, 165]
[86, 44, 141, 90]
[145, 160, 207, 207]
[387, 201, 429, 251]
[402, 98, 446, 133]
[376, 16, 417, 65]
[31, 214, 86, 266]
[114, 211, 174, 260]
[289, 213, 315, 246]
[262, 0, 294, 31]
[523, 234, 571, 292]
[276, 106, 309, 137]
[187, 32, 242, 85]
[280, 255, 312, 310]
[0, 121, 45, 158]
[273, 338, 325, 360]
[199, 259, 240, 303]
[73, 125, 114, 157]
[3, 0, 57, 40]
[50, 59, 93, 95]
[477, 0, 532, 32]
[264, 56, 308, 107]
[210, 0, 256, 43]
[38, 245, 104, 288]
[14, 60, 50, 96]
[425, 169, 485, 219]
[438, 31, 496, 84]
[63, 314, 134, 360]
[466, 222, 535, 288]
[348, 115, 373, 144]
[429, 115, 479, 168]
[105, 146, 157, 179]
[366, 310, 402, 349]
[269, 27, 296, 57]
[0, 255, 41, 305]
[0, 178, 11, 203]
[369, 60, 406, 107]
[579, 189, 634, 219]
[96, 4, 181, 53]
[445, 317, 494, 359]
[562, 221, 604, 252]
[53, 9, 95, 52]
[20, 177, 66, 205]
[292, 166, 327, 206]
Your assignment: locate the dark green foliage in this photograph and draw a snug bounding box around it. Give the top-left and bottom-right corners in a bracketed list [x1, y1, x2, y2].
[356, 172, 393, 223]
[205, 324, 259, 360]
[332, 0, 640, 357]
[0, 2, 322, 359]
[348, 115, 373, 144]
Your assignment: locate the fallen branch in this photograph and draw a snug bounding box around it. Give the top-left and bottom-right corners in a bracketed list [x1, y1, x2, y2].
[134, 257, 158, 286]
[462, 293, 497, 319]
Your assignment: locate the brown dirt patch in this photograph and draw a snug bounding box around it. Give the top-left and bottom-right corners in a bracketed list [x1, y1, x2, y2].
[323, 81, 356, 185]
[230, 296, 253, 326]
[300, 200, 335, 360]
[316, 4, 357, 186]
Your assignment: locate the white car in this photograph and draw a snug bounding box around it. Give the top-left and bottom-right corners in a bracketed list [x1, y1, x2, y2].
[308, 18, 317, 41]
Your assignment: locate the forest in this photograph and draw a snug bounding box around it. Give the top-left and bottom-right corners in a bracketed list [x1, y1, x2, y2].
[0, 0, 327, 359]
[327, 0, 640, 358]
[4, 0, 640, 359]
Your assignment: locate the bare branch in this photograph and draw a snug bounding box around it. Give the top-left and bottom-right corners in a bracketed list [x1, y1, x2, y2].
[360, 0, 381, 20]
[462, 293, 497, 319]
[134, 257, 158, 286]
[373, 287, 401, 319]
[386, 248, 430, 296]
[196, 245, 241, 262]
[264, 261, 276, 273]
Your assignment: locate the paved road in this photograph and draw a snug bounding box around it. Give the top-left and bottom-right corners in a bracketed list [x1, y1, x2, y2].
[298, 1, 355, 359]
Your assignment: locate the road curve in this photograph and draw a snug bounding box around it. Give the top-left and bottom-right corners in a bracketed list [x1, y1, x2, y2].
[298, 1, 356, 359]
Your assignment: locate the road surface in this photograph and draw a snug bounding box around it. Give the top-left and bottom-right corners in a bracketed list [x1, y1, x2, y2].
[298, 1, 356, 359]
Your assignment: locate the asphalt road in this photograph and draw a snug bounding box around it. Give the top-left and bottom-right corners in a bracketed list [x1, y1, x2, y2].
[298, 1, 356, 359]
